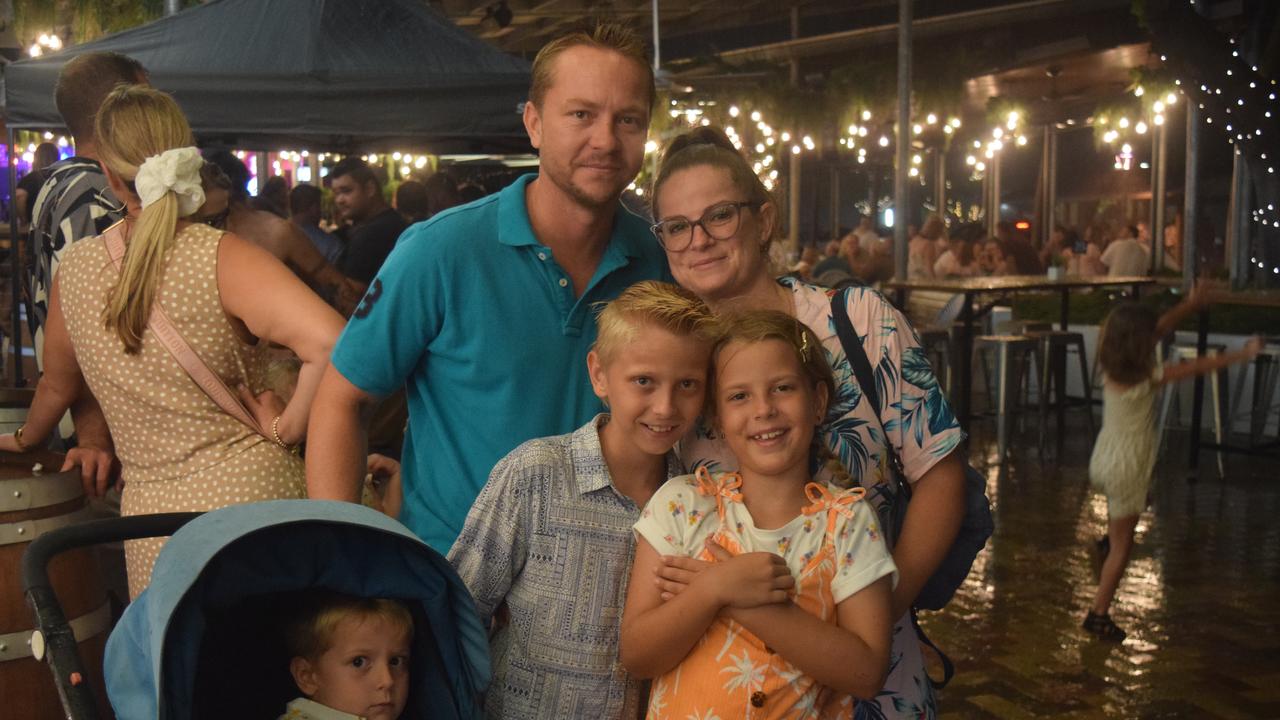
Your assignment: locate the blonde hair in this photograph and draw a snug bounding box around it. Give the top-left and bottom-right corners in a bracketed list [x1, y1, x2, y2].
[706, 310, 835, 423]
[286, 592, 414, 662]
[593, 281, 715, 365]
[529, 22, 654, 111]
[95, 85, 196, 354]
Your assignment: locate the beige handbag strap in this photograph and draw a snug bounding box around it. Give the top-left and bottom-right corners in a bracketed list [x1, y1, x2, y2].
[101, 221, 268, 438]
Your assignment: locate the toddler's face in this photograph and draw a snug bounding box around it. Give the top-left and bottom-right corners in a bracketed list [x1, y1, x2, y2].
[301, 614, 411, 720]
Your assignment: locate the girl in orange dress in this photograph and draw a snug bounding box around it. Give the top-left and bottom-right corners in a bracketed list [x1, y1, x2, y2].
[621, 311, 897, 719]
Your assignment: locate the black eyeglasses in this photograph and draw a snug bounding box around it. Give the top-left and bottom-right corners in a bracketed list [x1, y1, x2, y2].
[650, 200, 761, 252]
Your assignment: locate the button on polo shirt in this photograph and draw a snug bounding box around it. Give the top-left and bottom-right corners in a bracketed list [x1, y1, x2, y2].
[331, 174, 671, 552]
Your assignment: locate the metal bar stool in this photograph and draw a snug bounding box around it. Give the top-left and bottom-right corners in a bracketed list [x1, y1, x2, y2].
[918, 327, 953, 395]
[975, 334, 1040, 460]
[1024, 329, 1096, 455]
[994, 320, 1052, 402]
[1158, 343, 1230, 456]
[1228, 338, 1280, 446]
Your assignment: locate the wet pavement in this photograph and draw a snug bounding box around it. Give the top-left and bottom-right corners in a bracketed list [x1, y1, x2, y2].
[918, 413, 1280, 719]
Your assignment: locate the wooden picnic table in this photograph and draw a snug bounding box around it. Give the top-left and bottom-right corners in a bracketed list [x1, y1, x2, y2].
[884, 275, 1155, 430]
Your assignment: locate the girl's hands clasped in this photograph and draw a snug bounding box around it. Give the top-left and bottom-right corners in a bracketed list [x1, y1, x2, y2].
[655, 538, 795, 608]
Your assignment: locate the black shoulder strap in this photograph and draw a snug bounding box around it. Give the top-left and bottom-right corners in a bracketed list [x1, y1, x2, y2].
[831, 289, 880, 412]
[829, 289, 909, 487]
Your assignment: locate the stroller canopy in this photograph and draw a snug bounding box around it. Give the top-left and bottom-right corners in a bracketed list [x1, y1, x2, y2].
[104, 500, 490, 720]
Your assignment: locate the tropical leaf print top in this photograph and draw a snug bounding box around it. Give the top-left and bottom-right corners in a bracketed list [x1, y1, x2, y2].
[679, 277, 963, 535]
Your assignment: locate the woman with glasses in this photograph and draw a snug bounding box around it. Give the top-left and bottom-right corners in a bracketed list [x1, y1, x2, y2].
[647, 126, 966, 720]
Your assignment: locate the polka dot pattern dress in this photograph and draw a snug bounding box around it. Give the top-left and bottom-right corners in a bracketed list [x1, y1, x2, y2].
[59, 222, 305, 598]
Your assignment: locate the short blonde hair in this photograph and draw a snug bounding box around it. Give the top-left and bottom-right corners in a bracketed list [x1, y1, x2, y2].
[593, 281, 714, 365]
[286, 592, 414, 662]
[529, 21, 655, 111]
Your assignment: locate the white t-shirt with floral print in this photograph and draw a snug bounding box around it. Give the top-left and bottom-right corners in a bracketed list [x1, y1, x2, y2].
[635, 473, 898, 603]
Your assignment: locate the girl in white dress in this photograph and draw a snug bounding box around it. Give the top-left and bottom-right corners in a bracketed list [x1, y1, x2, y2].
[1086, 291, 1261, 641]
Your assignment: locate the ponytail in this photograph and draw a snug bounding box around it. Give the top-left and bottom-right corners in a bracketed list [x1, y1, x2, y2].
[91, 84, 198, 354]
[104, 190, 180, 354]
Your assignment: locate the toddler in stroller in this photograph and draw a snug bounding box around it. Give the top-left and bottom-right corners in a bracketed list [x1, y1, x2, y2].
[282, 592, 413, 720]
[38, 499, 491, 719]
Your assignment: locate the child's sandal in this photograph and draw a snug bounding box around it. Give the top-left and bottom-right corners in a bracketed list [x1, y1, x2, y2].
[1082, 611, 1127, 642]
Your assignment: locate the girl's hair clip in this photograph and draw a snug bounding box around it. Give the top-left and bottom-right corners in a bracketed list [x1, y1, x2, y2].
[798, 326, 810, 362]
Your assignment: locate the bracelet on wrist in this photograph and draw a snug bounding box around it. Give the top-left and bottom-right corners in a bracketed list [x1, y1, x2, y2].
[13, 425, 30, 453]
[271, 416, 299, 455]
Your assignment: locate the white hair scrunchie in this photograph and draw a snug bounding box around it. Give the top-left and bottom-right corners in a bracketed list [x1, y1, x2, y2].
[133, 146, 206, 216]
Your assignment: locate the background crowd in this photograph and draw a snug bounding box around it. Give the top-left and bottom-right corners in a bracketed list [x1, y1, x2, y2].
[791, 213, 1173, 287]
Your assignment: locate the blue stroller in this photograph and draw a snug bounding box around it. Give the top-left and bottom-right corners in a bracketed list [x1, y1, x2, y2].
[23, 500, 490, 719]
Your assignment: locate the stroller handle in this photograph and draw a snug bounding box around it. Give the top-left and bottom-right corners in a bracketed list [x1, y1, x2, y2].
[22, 512, 202, 720]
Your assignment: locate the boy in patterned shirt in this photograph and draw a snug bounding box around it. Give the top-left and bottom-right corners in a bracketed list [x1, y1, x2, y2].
[448, 281, 714, 719]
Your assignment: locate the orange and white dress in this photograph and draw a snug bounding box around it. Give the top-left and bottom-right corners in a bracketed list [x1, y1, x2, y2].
[634, 469, 897, 720]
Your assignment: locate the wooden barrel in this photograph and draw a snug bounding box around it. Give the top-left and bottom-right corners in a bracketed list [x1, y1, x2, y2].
[0, 450, 112, 719]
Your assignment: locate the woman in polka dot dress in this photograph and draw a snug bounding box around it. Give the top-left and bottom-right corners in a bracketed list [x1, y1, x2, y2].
[0, 86, 345, 598]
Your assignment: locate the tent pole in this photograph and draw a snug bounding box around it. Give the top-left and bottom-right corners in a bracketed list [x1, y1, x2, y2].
[788, 6, 801, 256]
[1183, 103, 1200, 292]
[934, 146, 945, 220]
[1049, 129, 1058, 245]
[829, 166, 840, 243]
[8, 128, 24, 386]
[990, 150, 1002, 235]
[651, 0, 660, 72]
[893, 0, 912, 280]
[1153, 120, 1168, 273]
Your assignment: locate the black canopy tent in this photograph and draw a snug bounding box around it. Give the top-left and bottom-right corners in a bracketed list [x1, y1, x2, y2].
[2, 0, 533, 153]
[2, 0, 534, 384]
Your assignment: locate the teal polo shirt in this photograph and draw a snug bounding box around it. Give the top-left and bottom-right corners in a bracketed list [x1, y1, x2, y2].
[330, 174, 670, 552]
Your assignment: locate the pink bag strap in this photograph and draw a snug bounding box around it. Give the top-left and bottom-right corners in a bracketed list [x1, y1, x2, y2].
[101, 221, 269, 438]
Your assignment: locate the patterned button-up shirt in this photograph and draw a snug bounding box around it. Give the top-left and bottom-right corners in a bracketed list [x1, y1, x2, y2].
[29, 157, 124, 364]
[449, 414, 681, 720]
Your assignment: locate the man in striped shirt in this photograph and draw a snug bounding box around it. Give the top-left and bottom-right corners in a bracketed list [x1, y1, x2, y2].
[29, 52, 148, 367]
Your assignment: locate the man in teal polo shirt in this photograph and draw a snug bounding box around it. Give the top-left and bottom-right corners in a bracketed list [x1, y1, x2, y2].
[306, 23, 666, 552]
